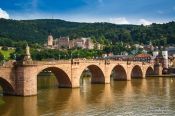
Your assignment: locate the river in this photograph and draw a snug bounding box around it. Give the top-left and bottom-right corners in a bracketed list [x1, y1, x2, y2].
[0, 76, 175, 116]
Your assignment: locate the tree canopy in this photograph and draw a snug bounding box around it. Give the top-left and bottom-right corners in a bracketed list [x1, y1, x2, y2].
[0, 19, 175, 46]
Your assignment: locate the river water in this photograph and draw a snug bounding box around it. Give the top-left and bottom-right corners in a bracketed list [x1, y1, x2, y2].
[0, 76, 175, 116]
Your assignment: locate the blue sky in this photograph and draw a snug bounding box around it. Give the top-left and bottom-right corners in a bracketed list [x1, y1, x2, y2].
[0, 0, 175, 25]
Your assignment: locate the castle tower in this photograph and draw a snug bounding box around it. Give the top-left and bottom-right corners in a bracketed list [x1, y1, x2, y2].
[47, 34, 53, 47]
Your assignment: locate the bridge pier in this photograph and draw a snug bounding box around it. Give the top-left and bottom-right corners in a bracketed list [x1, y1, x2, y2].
[104, 76, 110, 84]
[154, 64, 162, 76]
[142, 71, 146, 79]
[15, 66, 37, 96]
[71, 66, 80, 88]
[103, 66, 111, 84]
[126, 66, 132, 81]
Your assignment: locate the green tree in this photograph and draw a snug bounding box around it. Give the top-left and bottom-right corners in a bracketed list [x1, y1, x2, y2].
[0, 52, 4, 61]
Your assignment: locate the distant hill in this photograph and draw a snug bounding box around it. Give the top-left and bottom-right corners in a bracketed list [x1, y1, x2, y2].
[0, 18, 175, 45]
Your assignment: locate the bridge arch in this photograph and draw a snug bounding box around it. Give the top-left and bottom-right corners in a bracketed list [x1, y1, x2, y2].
[111, 65, 127, 80]
[131, 65, 143, 78]
[0, 77, 15, 95]
[37, 67, 72, 88]
[145, 66, 154, 77]
[79, 65, 105, 84]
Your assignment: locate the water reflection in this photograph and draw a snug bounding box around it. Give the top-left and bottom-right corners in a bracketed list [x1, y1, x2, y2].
[1, 76, 175, 115]
[37, 75, 58, 89]
[0, 86, 2, 96]
[0, 96, 38, 116]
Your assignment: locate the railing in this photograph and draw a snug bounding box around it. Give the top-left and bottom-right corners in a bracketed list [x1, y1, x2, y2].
[17, 60, 72, 66]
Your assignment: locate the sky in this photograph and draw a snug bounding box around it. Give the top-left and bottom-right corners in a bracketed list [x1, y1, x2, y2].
[0, 0, 175, 25]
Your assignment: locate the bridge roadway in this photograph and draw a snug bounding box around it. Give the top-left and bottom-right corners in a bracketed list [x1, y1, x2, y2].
[0, 59, 156, 96]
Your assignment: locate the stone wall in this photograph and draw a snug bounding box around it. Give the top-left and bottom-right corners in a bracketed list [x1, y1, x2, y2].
[0, 59, 155, 96]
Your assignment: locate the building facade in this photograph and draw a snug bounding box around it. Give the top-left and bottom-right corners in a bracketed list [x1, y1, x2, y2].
[46, 34, 94, 50]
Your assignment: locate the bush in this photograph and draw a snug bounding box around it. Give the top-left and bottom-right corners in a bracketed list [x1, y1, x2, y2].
[1, 46, 8, 51]
[0, 52, 4, 61]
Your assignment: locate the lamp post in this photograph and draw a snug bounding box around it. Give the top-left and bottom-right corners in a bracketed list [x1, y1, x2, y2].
[59, 54, 60, 60]
[14, 54, 16, 60]
[78, 53, 79, 59]
[71, 53, 72, 59]
[2, 55, 5, 65]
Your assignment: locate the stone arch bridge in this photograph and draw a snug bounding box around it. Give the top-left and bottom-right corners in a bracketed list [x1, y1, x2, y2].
[0, 59, 158, 96]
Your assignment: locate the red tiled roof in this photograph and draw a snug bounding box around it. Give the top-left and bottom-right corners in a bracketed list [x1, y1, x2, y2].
[135, 53, 152, 58]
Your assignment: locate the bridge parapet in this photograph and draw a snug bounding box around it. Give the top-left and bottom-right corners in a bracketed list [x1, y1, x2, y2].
[33, 60, 72, 65]
[72, 59, 106, 65]
[0, 60, 15, 68]
[2, 59, 153, 68]
[129, 61, 152, 66]
[109, 60, 128, 64]
[15, 60, 72, 66]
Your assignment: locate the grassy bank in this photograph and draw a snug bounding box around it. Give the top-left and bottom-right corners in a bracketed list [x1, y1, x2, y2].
[0, 49, 15, 60]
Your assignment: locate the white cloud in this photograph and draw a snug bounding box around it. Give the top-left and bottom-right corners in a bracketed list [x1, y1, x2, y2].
[138, 19, 152, 25]
[0, 8, 10, 19]
[109, 17, 130, 24]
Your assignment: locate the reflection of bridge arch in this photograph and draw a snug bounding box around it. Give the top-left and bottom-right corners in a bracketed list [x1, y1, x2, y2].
[37, 67, 72, 88]
[79, 65, 105, 84]
[131, 65, 143, 78]
[111, 65, 127, 80]
[145, 67, 154, 77]
[0, 77, 15, 95]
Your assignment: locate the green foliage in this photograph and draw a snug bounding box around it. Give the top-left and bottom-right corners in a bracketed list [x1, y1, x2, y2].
[0, 52, 4, 61]
[0, 49, 15, 60]
[0, 19, 174, 46]
[0, 19, 175, 60]
[1, 46, 8, 51]
[12, 47, 25, 61]
[31, 49, 102, 60]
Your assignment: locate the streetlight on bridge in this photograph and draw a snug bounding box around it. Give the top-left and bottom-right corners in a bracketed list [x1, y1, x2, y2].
[78, 53, 79, 59]
[71, 52, 73, 59]
[59, 54, 60, 60]
[14, 54, 16, 60]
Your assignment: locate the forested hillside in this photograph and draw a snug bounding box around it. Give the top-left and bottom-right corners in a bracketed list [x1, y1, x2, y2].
[0, 18, 175, 45]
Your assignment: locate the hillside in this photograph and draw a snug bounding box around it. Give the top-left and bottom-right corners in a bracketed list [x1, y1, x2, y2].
[0, 19, 175, 45]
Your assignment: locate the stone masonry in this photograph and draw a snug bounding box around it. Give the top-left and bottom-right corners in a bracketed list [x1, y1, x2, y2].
[0, 59, 158, 96]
